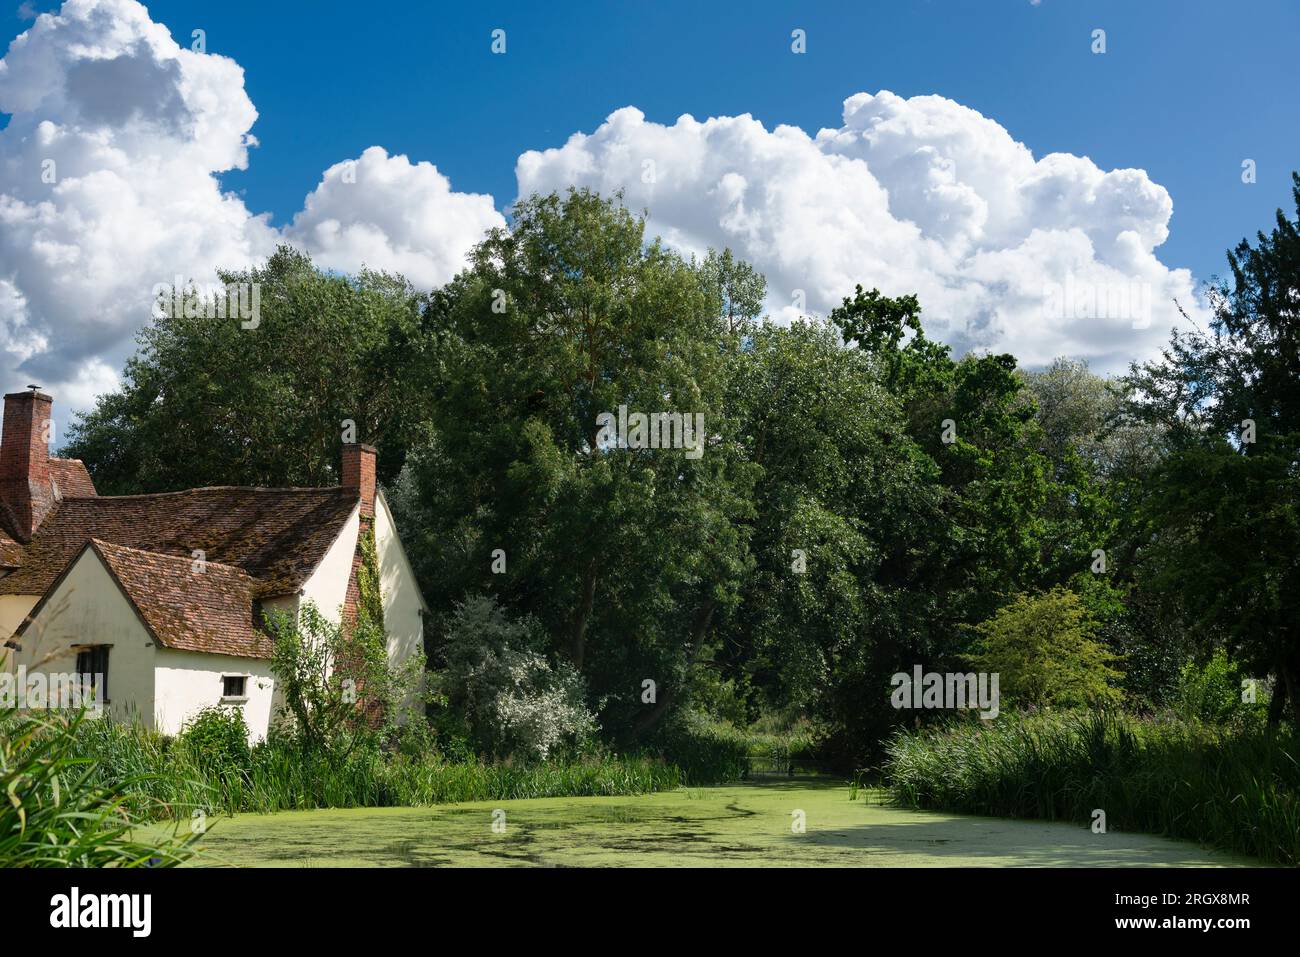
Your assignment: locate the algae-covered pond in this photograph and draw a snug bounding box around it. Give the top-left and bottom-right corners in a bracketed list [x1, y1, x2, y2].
[172, 780, 1257, 867]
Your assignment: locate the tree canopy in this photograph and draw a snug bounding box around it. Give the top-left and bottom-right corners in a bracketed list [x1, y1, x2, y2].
[63, 246, 432, 492]
[1122, 173, 1300, 723]
[62, 179, 1300, 763]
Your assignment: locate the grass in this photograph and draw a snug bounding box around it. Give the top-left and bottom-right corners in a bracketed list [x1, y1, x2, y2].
[658, 714, 818, 781]
[652, 718, 753, 783]
[43, 709, 806, 825]
[13, 704, 1270, 868]
[882, 710, 1300, 866]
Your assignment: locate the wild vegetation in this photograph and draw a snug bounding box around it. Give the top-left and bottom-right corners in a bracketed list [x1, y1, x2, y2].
[30, 174, 1300, 858]
[62, 711, 693, 819]
[883, 711, 1298, 866]
[0, 700, 194, 866]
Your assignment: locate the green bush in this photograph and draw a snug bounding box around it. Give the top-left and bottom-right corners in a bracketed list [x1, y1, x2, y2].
[178, 706, 251, 775]
[265, 602, 425, 767]
[1174, 650, 1269, 727]
[967, 587, 1124, 709]
[435, 595, 596, 762]
[883, 710, 1300, 866]
[649, 716, 753, 785]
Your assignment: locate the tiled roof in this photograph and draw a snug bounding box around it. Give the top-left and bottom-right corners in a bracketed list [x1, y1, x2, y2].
[15, 540, 274, 659]
[0, 457, 96, 546]
[0, 529, 22, 568]
[0, 486, 359, 599]
[49, 458, 96, 498]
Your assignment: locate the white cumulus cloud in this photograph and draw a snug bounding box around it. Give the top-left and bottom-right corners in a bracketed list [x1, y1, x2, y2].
[0, 0, 500, 425]
[0, 0, 277, 405]
[0, 0, 1205, 435]
[517, 93, 1204, 371]
[286, 146, 503, 291]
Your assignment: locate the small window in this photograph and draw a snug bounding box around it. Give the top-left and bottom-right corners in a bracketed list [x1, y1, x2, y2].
[76, 646, 109, 703]
[221, 675, 248, 700]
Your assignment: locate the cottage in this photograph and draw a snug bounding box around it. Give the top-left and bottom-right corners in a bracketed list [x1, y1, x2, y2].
[0, 388, 426, 740]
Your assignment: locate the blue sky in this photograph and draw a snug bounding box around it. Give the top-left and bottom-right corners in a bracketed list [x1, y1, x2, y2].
[2, 0, 1299, 418]
[121, 0, 1300, 284]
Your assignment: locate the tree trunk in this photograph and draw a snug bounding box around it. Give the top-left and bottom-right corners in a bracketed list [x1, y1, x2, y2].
[634, 599, 716, 736]
[1284, 657, 1300, 728]
[566, 558, 598, 671]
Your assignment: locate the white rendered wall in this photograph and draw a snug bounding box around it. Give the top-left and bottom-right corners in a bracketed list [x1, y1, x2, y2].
[0, 594, 38, 671]
[374, 489, 426, 667]
[9, 549, 156, 726]
[299, 503, 360, 625]
[153, 648, 277, 742]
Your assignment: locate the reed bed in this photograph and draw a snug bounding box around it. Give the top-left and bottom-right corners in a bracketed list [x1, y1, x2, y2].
[883, 710, 1300, 866]
[0, 707, 194, 866]
[56, 717, 703, 822]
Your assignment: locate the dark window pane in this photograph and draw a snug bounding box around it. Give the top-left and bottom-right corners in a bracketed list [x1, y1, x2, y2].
[76, 646, 108, 702]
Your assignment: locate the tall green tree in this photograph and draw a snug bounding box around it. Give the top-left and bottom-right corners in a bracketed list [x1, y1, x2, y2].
[719, 318, 927, 728]
[63, 246, 431, 491]
[1020, 358, 1187, 709]
[699, 248, 766, 335]
[402, 190, 755, 738]
[798, 287, 1129, 761]
[832, 286, 1066, 617]
[1124, 173, 1300, 723]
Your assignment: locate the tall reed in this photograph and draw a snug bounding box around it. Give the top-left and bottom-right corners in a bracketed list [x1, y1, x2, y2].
[0, 707, 194, 866]
[883, 710, 1300, 866]
[64, 718, 687, 821]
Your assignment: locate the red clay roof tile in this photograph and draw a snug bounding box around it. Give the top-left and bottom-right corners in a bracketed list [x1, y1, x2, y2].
[0, 485, 359, 600]
[0, 523, 23, 567]
[49, 458, 97, 498]
[15, 539, 275, 659]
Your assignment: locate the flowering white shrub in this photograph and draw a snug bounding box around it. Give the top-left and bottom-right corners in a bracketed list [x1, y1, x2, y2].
[440, 596, 595, 761]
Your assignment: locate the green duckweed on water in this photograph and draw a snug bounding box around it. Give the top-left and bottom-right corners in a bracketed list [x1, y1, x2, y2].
[163, 779, 1259, 867]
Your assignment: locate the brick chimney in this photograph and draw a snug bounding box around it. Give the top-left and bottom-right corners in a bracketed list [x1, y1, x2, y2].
[0, 388, 55, 541]
[340, 442, 378, 638]
[341, 443, 376, 518]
